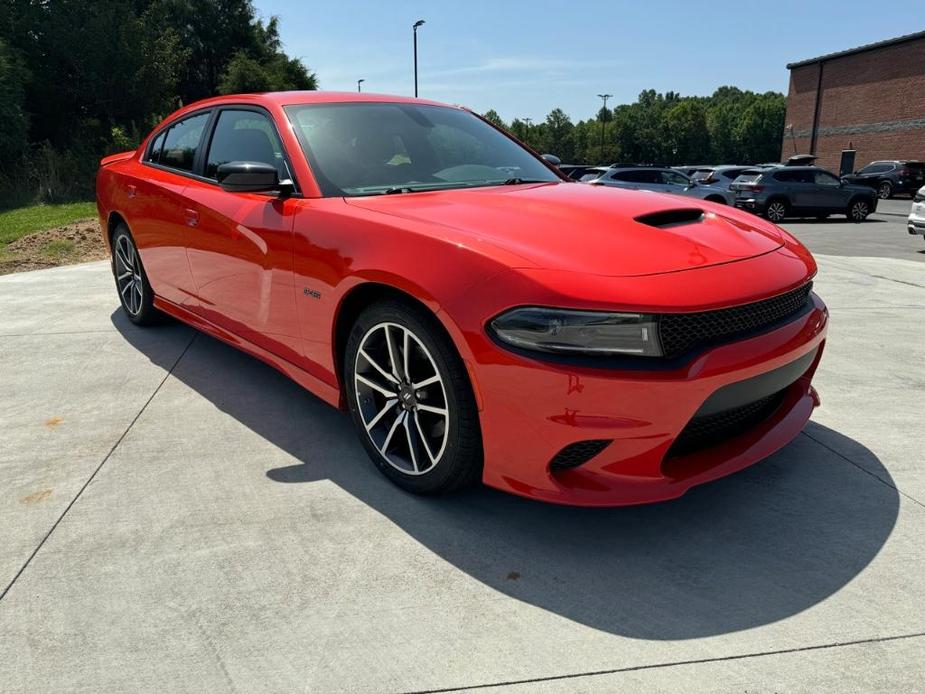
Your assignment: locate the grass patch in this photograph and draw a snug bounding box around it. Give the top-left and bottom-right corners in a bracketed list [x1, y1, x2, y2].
[0, 201, 96, 246]
[41, 238, 77, 259]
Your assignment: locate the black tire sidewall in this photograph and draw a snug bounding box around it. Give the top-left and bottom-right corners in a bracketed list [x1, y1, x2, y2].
[111, 224, 159, 325]
[344, 300, 482, 495]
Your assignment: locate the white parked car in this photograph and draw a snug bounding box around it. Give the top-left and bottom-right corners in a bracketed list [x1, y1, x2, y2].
[909, 186, 925, 242]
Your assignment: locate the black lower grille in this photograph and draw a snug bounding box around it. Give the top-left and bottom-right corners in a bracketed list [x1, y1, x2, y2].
[658, 283, 813, 358]
[550, 439, 612, 471]
[667, 391, 785, 457]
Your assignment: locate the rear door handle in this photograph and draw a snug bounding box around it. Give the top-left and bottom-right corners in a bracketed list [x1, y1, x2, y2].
[184, 208, 199, 227]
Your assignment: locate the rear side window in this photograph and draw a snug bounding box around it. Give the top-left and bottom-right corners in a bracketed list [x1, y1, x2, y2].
[660, 170, 690, 185]
[205, 109, 290, 180]
[612, 169, 660, 184]
[772, 170, 794, 182]
[860, 163, 892, 174]
[160, 113, 210, 172]
[146, 131, 166, 164]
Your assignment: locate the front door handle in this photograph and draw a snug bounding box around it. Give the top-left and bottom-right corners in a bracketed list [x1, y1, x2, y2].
[184, 208, 199, 227]
[127, 184, 137, 198]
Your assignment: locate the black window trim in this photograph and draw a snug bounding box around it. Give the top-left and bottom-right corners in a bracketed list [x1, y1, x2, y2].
[141, 104, 302, 196]
[142, 108, 215, 183]
[199, 104, 301, 196]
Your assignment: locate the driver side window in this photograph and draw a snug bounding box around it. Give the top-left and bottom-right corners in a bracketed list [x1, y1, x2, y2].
[205, 109, 290, 181]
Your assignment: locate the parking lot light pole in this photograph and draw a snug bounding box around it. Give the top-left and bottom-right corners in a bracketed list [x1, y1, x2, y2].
[597, 93, 612, 164]
[413, 20, 425, 97]
[357, 79, 365, 93]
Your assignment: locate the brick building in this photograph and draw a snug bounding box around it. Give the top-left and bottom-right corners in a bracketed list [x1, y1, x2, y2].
[782, 31, 925, 172]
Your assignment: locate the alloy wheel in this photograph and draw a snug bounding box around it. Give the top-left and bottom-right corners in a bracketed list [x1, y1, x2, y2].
[877, 182, 891, 199]
[353, 322, 450, 476]
[850, 200, 869, 221]
[766, 202, 786, 222]
[114, 235, 144, 315]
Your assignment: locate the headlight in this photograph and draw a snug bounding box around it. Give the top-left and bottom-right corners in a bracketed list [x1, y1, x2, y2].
[915, 190, 925, 203]
[490, 307, 662, 357]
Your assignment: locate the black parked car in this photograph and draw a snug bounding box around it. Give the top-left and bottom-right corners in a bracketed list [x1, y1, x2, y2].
[730, 166, 878, 222]
[841, 160, 925, 199]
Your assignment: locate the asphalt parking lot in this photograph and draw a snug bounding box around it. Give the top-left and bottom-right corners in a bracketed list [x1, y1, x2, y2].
[2, 203, 924, 692]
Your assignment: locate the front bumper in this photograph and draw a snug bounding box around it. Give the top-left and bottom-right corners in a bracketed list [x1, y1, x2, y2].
[471, 294, 828, 506]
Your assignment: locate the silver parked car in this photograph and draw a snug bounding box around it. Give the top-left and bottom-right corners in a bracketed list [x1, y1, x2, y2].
[581, 166, 734, 205]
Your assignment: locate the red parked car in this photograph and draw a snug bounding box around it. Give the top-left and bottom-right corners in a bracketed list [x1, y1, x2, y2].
[96, 92, 828, 506]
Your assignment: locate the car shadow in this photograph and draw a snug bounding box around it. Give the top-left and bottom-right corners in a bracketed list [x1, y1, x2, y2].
[111, 310, 899, 641]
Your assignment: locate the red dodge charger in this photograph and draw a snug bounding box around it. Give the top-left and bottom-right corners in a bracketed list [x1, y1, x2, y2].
[96, 91, 827, 506]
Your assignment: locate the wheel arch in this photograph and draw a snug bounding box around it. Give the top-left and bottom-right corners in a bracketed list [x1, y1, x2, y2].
[106, 211, 129, 250]
[331, 281, 478, 409]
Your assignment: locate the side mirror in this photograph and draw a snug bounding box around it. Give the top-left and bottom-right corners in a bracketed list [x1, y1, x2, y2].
[217, 161, 291, 194]
[541, 154, 561, 166]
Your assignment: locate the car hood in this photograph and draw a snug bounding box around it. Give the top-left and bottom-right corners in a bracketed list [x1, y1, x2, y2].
[345, 182, 785, 277]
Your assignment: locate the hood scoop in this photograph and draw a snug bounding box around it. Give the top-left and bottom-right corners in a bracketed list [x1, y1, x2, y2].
[635, 208, 705, 229]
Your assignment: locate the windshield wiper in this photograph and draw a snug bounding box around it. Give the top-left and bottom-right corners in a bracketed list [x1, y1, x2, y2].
[499, 177, 554, 185]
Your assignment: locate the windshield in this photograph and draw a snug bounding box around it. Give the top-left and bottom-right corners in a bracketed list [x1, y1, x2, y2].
[284, 102, 561, 196]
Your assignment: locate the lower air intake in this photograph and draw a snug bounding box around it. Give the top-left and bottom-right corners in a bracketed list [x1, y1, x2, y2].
[549, 439, 612, 472]
[667, 391, 785, 458]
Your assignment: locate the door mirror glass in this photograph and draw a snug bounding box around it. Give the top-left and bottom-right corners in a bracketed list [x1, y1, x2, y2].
[216, 161, 284, 193]
[541, 153, 561, 166]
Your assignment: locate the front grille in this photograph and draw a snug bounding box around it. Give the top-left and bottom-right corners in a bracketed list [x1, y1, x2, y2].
[549, 439, 612, 472]
[658, 283, 813, 358]
[667, 391, 785, 458]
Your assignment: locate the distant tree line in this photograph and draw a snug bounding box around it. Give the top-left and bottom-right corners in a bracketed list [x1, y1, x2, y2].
[0, 0, 316, 207]
[483, 87, 786, 166]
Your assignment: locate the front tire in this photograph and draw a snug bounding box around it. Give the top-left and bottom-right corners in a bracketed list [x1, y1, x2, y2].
[111, 224, 160, 325]
[877, 181, 892, 199]
[848, 198, 871, 222]
[344, 300, 483, 495]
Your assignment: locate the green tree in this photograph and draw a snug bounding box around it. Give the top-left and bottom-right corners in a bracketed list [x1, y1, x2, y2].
[0, 38, 29, 164]
[481, 109, 507, 129]
[540, 108, 575, 162]
[661, 100, 710, 164]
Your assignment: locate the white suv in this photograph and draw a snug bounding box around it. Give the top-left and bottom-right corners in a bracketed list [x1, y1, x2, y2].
[909, 186, 925, 241]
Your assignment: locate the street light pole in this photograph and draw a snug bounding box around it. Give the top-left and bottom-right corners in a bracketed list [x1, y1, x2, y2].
[413, 20, 425, 97]
[523, 117, 533, 144]
[357, 79, 365, 93]
[597, 93, 612, 164]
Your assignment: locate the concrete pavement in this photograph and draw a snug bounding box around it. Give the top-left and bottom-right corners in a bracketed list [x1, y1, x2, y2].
[1, 211, 923, 692]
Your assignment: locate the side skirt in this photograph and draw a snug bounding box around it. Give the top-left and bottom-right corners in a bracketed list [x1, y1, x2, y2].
[152, 296, 343, 409]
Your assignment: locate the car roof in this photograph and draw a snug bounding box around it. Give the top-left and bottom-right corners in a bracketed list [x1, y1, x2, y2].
[167, 91, 457, 117]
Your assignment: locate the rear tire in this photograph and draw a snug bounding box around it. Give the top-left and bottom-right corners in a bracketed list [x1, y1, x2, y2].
[344, 299, 483, 495]
[110, 224, 161, 326]
[877, 181, 892, 199]
[764, 199, 788, 223]
[847, 198, 871, 223]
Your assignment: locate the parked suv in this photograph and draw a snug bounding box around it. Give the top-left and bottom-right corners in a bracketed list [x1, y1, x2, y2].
[582, 166, 734, 205]
[731, 166, 878, 222]
[842, 161, 925, 199]
[909, 186, 925, 241]
[689, 165, 753, 191]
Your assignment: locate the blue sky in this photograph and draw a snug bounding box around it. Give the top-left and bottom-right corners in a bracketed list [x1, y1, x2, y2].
[257, 1, 921, 122]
